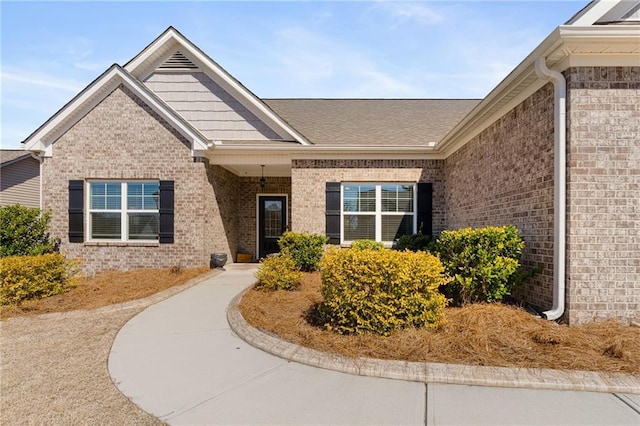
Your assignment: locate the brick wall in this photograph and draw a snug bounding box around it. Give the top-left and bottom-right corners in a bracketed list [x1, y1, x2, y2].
[42, 85, 233, 274]
[236, 176, 292, 260]
[444, 84, 555, 310]
[291, 159, 446, 237]
[565, 67, 640, 324]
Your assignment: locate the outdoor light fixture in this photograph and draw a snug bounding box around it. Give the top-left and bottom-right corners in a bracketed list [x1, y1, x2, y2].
[260, 165, 266, 189]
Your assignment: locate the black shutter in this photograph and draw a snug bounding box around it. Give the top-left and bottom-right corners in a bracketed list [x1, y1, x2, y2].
[159, 180, 174, 244]
[417, 183, 433, 237]
[68, 180, 84, 243]
[325, 182, 341, 245]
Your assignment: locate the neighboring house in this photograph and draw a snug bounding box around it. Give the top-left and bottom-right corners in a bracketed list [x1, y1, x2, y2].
[0, 150, 41, 208]
[21, 0, 639, 324]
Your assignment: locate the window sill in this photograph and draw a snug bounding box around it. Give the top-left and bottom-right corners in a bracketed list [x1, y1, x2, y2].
[84, 241, 160, 247]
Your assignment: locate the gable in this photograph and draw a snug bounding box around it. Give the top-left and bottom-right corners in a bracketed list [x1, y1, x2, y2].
[145, 68, 284, 142]
[125, 27, 311, 145]
[22, 65, 209, 156]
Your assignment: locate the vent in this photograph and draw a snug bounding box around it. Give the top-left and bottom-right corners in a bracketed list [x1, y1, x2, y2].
[158, 51, 198, 70]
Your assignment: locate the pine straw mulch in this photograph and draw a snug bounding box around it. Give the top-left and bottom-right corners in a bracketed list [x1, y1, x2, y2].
[239, 272, 640, 374]
[0, 265, 211, 320]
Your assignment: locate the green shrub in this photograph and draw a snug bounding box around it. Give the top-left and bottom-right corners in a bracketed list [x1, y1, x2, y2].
[277, 231, 327, 272]
[394, 232, 432, 252]
[350, 239, 384, 251]
[0, 205, 59, 257]
[435, 225, 525, 304]
[0, 253, 79, 305]
[316, 247, 448, 335]
[254, 254, 303, 291]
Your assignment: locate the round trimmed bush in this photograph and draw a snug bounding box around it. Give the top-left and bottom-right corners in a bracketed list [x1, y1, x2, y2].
[316, 247, 448, 335]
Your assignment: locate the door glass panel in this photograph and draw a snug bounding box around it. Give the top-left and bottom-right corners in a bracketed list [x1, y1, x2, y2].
[264, 200, 283, 238]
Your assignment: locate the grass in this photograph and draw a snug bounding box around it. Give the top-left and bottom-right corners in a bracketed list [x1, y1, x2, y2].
[239, 272, 640, 374]
[0, 265, 211, 320]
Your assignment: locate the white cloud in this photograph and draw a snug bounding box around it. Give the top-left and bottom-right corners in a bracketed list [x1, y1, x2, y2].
[1, 69, 88, 147]
[374, 1, 445, 28]
[271, 26, 419, 97]
[1, 71, 83, 93]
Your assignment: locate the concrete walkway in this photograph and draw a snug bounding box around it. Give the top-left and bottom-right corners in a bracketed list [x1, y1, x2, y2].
[109, 265, 640, 425]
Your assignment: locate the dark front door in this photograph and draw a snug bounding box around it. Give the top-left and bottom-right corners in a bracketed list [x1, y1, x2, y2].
[258, 195, 287, 259]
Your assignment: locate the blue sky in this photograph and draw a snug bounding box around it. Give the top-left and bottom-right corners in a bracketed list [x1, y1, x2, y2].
[1, 1, 585, 150]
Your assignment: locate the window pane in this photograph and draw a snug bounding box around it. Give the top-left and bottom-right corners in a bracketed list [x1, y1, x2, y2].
[91, 213, 121, 239]
[264, 201, 283, 238]
[381, 185, 414, 213]
[343, 184, 376, 212]
[128, 197, 143, 210]
[91, 196, 105, 210]
[106, 195, 121, 209]
[381, 214, 414, 242]
[128, 183, 143, 197]
[128, 213, 159, 240]
[397, 199, 414, 213]
[144, 183, 160, 209]
[128, 182, 159, 210]
[344, 215, 375, 241]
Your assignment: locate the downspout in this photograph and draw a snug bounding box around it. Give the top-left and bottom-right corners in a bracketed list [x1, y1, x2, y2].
[534, 57, 566, 321]
[30, 152, 44, 210]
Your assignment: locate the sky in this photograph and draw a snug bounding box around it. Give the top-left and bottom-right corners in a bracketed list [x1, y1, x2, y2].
[1, 0, 586, 150]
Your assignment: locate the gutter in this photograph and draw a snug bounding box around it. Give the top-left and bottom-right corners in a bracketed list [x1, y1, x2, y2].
[534, 57, 567, 321]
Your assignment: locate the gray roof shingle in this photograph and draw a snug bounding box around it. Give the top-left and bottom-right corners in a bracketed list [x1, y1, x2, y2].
[263, 99, 480, 146]
[0, 150, 31, 167]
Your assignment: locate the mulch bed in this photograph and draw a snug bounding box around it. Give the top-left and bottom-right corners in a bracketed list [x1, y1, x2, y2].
[239, 272, 640, 373]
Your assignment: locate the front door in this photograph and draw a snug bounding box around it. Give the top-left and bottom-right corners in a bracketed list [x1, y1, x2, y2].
[258, 195, 287, 259]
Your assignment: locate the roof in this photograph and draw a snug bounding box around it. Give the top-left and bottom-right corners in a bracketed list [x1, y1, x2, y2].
[0, 150, 32, 167]
[263, 99, 480, 146]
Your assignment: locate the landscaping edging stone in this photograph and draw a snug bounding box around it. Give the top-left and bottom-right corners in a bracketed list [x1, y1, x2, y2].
[227, 289, 640, 395]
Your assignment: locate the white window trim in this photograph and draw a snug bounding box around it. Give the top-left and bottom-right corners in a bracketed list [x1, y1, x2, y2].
[86, 181, 160, 243]
[340, 183, 417, 246]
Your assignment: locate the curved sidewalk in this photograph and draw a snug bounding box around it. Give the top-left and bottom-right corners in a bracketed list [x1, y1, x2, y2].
[109, 265, 640, 425]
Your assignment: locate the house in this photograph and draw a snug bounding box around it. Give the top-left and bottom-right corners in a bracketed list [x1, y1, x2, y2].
[20, 0, 639, 324]
[0, 150, 41, 208]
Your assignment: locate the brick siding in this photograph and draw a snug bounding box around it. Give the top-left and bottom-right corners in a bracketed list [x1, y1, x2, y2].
[565, 67, 640, 324]
[444, 84, 556, 311]
[291, 159, 446, 237]
[42, 85, 233, 274]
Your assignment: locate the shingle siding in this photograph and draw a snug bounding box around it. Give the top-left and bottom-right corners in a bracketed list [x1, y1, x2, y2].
[144, 72, 283, 141]
[444, 83, 556, 312]
[0, 157, 40, 208]
[565, 66, 640, 324]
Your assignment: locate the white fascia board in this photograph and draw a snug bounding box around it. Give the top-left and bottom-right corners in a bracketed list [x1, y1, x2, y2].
[125, 28, 312, 146]
[24, 65, 208, 154]
[559, 24, 640, 40]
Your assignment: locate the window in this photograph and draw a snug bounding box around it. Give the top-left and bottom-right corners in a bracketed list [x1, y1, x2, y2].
[341, 183, 416, 244]
[88, 181, 159, 241]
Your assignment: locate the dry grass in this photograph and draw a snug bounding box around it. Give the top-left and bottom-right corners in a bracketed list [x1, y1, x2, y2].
[239, 272, 640, 374]
[1, 265, 213, 424]
[1, 265, 210, 319]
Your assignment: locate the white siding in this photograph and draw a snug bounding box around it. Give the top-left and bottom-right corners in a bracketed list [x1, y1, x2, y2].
[144, 72, 283, 141]
[0, 157, 40, 208]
